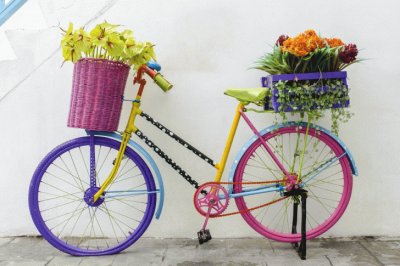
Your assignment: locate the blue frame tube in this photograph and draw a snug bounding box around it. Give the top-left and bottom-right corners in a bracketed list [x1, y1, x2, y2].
[104, 189, 160, 198]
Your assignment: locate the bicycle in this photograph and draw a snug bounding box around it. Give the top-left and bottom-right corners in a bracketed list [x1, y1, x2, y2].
[28, 61, 357, 257]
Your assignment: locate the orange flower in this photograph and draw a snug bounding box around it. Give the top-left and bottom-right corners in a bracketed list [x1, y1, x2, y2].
[325, 38, 344, 48]
[280, 29, 325, 57]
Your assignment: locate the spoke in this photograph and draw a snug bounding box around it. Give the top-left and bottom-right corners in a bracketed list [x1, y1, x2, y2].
[87, 207, 99, 250]
[40, 181, 82, 201]
[257, 193, 279, 223]
[243, 171, 270, 181]
[107, 196, 145, 214]
[104, 207, 142, 224]
[306, 210, 319, 229]
[303, 156, 341, 180]
[39, 191, 81, 202]
[66, 204, 87, 242]
[103, 202, 136, 233]
[68, 151, 86, 189]
[268, 136, 291, 169]
[77, 206, 95, 248]
[255, 149, 281, 180]
[45, 206, 86, 222]
[97, 147, 112, 177]
[101, 203, 130, 237]
[306, 173, 343, 187]
[308, 196, 336, 210]
[116, 164, 139, 181]
[41, 197, 83, 212]
[308, 177, 344, 188]
[267, 200, 286, 230]
[100, 201, 119, 244]
[306, 183, 343, 195]
[93, 209, 108, 248]
[53, 160, 89, 189]
[307, 195, 340, 203]
[59, 156, 86, 191]
[49, 200, 83, 234]
[45, 171, 84, 191]
[246, 162, 282, 171]
[111, 173, 144, 185]
[306, 187, 334, 214]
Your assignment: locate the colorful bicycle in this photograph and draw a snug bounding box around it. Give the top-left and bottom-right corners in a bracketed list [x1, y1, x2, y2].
[29, 62, 357, 258]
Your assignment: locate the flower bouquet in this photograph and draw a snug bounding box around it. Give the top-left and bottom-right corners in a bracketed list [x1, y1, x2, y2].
[61, 22, 156, 131]
[255, 29, 360, 134]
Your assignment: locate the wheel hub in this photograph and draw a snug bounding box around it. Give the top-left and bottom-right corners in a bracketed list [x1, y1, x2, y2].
[84, 187, 104, 207]
[284, 174, 301, 191]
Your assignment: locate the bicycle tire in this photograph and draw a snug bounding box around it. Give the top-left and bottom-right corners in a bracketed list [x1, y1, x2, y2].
[233, 125, 353, 242]
[29, 136, 156, 256]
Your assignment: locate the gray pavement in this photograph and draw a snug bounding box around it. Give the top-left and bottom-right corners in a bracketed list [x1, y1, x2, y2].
[0, 237, 399, 265]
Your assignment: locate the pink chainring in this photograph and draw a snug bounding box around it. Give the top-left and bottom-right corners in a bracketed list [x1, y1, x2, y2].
[194, 183, 229, 217]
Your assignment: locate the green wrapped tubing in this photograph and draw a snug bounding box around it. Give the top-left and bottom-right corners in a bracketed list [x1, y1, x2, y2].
[154, 73, 173, 92]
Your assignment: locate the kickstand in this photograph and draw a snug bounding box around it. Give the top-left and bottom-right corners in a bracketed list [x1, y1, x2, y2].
[285, 189, 308, 260]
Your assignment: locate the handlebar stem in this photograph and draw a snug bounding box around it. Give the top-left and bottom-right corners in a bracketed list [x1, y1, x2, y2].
[134, 65, 157, 98]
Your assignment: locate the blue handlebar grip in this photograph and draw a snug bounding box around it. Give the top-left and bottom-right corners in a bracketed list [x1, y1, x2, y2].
[147, 61, 161, 72]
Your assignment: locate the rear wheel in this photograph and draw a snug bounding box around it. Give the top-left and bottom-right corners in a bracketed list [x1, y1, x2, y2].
[233, 125, 353, 242]
[29, 136, 156, 255]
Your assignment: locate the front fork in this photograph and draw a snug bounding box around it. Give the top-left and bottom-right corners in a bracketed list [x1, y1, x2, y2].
[92, 132, 132, 202]
[93, 101, 142, 203]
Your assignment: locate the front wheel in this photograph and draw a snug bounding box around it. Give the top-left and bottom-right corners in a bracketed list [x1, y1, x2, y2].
[29, 136, 156, 256]
[233, 125, 353, 242]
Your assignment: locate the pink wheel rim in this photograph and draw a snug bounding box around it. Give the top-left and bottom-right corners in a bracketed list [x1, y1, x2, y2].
[234, 126, 353, 242]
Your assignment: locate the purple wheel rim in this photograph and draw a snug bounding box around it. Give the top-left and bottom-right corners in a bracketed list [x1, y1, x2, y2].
[29, 136, 156, 256]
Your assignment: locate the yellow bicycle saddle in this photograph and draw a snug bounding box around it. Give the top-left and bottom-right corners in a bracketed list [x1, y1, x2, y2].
[224, 88, 269, 105]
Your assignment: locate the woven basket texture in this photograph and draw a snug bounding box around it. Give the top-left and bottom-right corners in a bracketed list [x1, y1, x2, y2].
[67, 58, 130, 131]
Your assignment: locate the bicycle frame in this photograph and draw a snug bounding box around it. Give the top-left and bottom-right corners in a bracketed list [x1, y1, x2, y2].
[93, 65, 358, 203]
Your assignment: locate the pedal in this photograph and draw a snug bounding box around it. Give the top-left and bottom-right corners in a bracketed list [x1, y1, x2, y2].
[197, 229, 212, 244]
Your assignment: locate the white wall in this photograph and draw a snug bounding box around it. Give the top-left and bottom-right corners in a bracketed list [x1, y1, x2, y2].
[1, 0, 399, 238]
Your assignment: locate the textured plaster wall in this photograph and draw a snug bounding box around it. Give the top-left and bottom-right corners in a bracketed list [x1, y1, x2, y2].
[0, 0, 399, 238]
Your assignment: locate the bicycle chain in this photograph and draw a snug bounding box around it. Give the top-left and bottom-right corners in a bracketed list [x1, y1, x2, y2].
[196, 180, 288, 218]
[135, 129, 201, 189]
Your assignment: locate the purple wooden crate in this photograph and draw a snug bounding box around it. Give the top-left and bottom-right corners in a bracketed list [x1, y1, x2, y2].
[261, 71, 349, 112]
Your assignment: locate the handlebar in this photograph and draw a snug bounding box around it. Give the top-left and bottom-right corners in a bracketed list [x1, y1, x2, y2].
[142, 64, 173, 92]
[154, 73, 173, 92]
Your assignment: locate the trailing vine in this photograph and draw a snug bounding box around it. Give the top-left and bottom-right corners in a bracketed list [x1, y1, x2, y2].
[272, 79, 353, 135]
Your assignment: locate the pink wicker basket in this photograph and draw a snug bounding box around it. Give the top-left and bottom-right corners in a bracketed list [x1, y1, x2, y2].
[67, 58, 130, 131]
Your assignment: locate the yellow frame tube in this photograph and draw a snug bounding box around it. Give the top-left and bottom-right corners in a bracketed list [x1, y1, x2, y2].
[213, 103, 244, 182]
[93, 99, 142, 202]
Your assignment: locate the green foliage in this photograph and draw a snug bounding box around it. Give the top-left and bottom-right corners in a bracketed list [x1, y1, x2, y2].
[272, 79, 353, 135]
[60, 22, 156, 69]
[255, 46, 360, 75]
